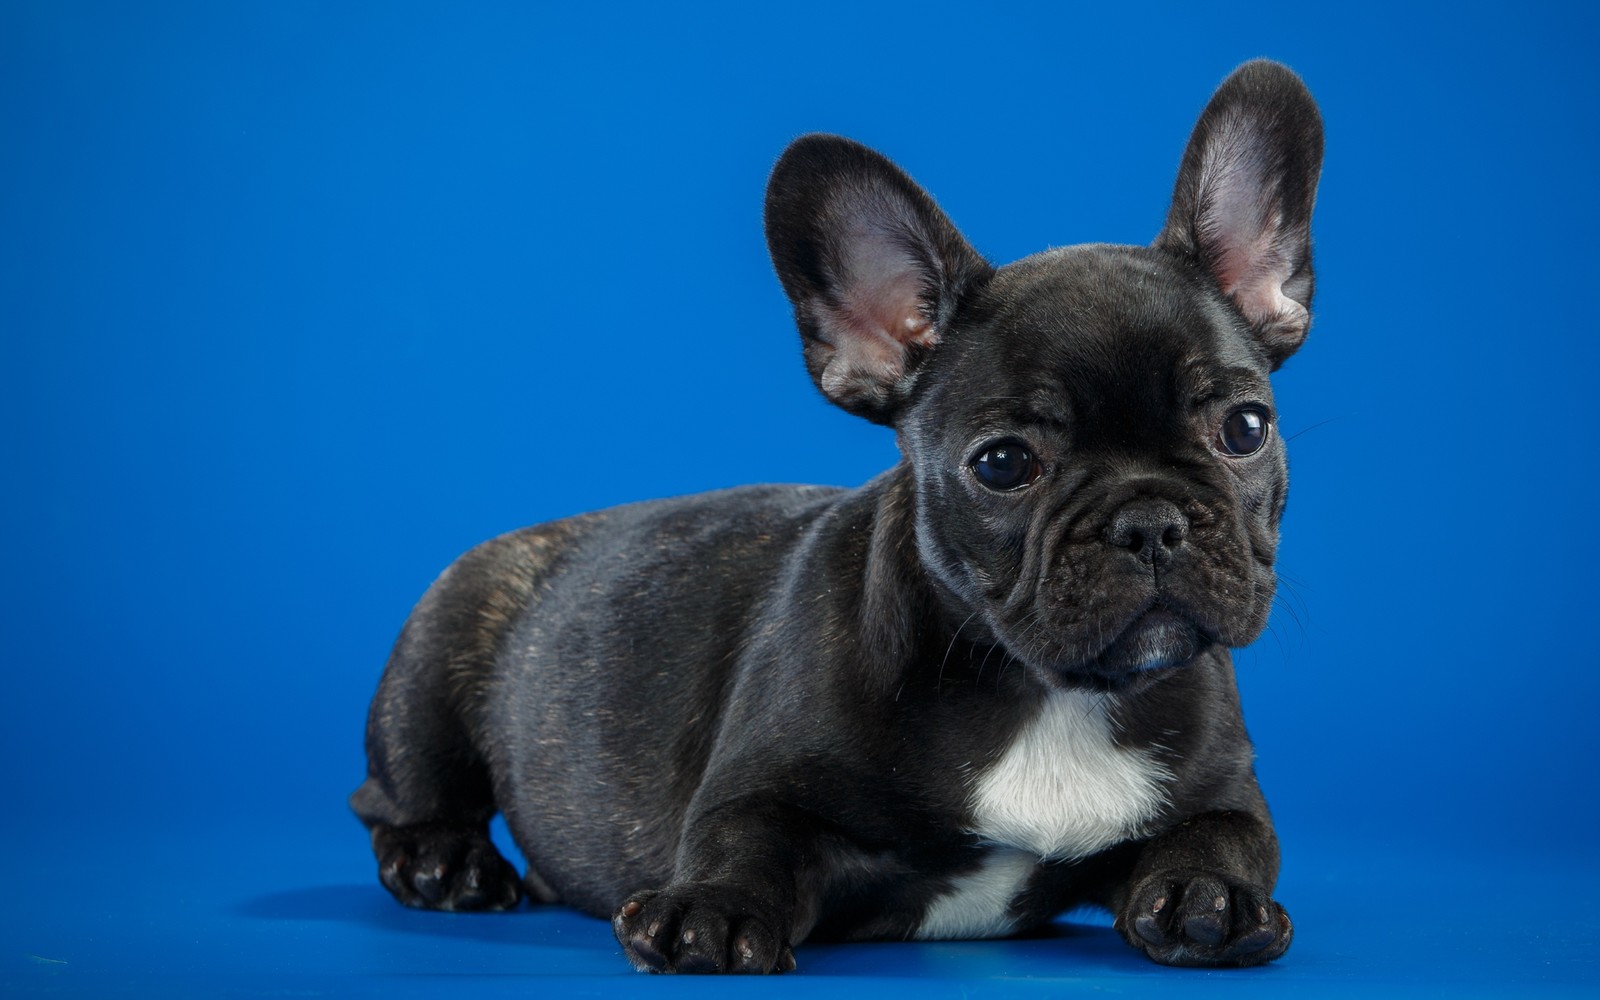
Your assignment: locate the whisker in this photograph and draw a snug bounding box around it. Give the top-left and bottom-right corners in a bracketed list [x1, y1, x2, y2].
[937, 610, 981, 690]
[1285, 417, 1336, 442]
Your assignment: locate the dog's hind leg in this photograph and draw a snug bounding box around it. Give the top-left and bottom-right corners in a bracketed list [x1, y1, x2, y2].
[350, 548, 533, 912]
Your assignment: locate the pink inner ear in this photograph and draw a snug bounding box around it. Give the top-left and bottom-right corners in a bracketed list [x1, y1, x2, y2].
[813, 228, 940, 398]
[1209, 213, 1309, 349]
[843, 262, 938, 349]
[1198, 128, 1301, 334]
[1214, 222, 1289, 318]
[818, 273, 937, 401]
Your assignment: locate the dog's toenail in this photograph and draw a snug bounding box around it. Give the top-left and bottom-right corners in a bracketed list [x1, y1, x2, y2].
[1152, 896, 1167, 913]
[681, 929, 696, 945]
[622, 901, 642, 917]
[1212, 895, 1227, 911]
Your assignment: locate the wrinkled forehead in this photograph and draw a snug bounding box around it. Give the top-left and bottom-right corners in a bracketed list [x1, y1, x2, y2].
[934, 245, 1272, 428]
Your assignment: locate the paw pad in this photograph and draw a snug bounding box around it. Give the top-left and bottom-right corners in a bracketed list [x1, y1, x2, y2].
[370, 823, 522, 912]
[1118, 870, 1291, 967]
[613, 884, 792, 974]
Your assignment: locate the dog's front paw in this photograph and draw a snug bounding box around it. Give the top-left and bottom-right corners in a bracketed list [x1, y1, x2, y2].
[370, 822, 523, 912]
[612, 883, 795, 974]
[1116, 870, 1291, 967]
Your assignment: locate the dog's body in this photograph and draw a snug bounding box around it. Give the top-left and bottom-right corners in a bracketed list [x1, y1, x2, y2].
[353, 60, 1323, 973]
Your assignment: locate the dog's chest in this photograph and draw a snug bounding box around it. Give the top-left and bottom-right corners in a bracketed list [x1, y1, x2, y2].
[914, 689, 1170, 940]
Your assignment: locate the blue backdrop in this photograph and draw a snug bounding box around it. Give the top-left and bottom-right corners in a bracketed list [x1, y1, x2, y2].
[4, 2, 1596, 996]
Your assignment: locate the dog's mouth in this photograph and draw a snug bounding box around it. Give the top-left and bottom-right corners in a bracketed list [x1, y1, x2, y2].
[1089, 604, 1205, 674]
[1027, 596, 1216, 687]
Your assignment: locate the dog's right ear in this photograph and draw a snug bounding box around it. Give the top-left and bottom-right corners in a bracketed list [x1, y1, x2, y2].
[765, 135, 991, 425]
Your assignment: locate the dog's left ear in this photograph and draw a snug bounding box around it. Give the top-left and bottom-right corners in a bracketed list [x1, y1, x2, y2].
[1156, 60, 1324, 368]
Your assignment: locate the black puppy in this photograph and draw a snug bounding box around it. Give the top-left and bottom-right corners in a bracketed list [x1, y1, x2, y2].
[352, 59, 1323, 974]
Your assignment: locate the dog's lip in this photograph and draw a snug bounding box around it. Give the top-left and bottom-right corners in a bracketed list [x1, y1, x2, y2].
[1085, 601, 1211, 675]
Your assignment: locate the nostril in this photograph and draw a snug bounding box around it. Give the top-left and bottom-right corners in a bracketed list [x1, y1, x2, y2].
[1107, 499, 1190, 565]
[1162, 523, 1187, 550]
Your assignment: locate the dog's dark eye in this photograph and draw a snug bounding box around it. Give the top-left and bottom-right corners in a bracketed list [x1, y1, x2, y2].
[971, 441, 1040, 491]
[1218, 407, 1270, 457]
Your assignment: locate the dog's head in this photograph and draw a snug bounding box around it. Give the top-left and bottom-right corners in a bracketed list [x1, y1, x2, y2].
[765, 61, 1323, 688]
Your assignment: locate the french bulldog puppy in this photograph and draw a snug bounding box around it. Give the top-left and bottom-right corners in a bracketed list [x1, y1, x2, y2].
[352, 59, 1323, 974]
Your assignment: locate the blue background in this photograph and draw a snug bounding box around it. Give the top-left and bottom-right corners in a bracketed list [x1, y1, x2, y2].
[4, 2, 1597, 996]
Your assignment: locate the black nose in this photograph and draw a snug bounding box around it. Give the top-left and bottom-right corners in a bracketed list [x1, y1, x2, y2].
[1107, 499, 1189, 567]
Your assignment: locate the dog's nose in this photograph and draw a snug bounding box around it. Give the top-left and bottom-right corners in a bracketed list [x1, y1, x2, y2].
[1107, 499, 1189, 567]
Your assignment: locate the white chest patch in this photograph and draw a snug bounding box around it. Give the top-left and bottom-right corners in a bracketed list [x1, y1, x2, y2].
[971, 688, 1171, 858]
[915, 847, 1037, 940]
[915, 689, 1171, 940]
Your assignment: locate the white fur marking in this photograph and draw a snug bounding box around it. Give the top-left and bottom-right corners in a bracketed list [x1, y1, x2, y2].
[913, 691, 1170, 940]
[915, 848, 1035, 940]
[972, 689, 1169, 861]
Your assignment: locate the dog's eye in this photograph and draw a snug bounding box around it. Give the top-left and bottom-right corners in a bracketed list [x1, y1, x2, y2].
[1217, 407, 1270, 457]
[971, 441, 1040, 491]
